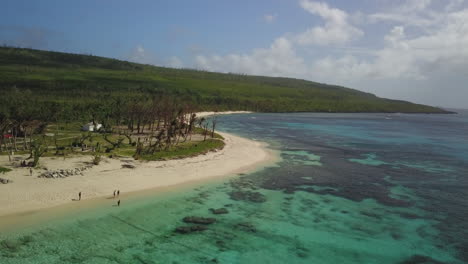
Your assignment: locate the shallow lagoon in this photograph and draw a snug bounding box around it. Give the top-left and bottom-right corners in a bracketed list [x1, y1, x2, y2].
[1, 112, 467, 264]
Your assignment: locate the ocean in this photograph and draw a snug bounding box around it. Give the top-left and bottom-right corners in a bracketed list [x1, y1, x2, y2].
[1, 111, 467, 264]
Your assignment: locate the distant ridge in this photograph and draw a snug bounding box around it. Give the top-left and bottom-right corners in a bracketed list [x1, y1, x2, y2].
[0, 46, 450, 113]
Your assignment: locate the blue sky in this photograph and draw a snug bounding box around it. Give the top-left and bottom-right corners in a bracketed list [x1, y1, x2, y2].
[1, 0, 468, 108]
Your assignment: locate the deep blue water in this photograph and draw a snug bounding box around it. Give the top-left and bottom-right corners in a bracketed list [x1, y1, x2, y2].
[1, 111, 467, 263]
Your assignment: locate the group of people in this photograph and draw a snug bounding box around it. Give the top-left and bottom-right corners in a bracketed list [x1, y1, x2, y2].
[76, 190, 121, 206]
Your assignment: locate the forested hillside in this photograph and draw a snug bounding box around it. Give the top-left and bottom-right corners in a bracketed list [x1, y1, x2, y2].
[0, 46, 448, 124]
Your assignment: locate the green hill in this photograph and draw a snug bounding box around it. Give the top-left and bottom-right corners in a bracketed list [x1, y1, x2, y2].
[0, 46, 449, 122]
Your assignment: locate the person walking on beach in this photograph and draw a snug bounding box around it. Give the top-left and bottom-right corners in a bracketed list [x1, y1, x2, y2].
[78, 192, 82, 201]
[29, 167, 32, 176]
[117, 190, 120, 197]
[117, 200, 121, 207]
[113, 190, 116, 198]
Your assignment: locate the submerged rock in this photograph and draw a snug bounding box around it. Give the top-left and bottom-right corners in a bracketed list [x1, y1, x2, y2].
[230, 178, 256, 190]
[182, 216, 216, 225]
[235, 222, 256, 233]
[215, 240, 228, 251]
[0, 239, 21, 252]
[209, 208, 229, 214]
[360, 211, 382, 219]
[398, 212, 421, 219]
[400, 255, 446, 264]
[229, 191, 266, 203]
[175, 225, 207, 234]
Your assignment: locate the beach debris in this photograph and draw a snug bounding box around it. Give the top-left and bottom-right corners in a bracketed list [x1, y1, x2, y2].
[182, 216, 216, 225]
[209, 208, 229, 214]
[121, 164, 136, 169]
[0, 178, 11, 184]
[175, 225, 207, 234]
[38, 166, 91, 179]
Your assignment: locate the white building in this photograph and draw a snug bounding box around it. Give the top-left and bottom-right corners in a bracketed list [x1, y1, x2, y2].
[82, 122, 103, 132]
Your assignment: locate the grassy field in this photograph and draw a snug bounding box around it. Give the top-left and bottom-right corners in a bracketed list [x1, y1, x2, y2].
[1, 120, 226, 164]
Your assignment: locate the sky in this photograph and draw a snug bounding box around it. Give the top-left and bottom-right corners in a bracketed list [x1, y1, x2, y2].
[1, 0, 467, 109]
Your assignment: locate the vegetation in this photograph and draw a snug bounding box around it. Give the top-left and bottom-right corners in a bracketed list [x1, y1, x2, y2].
[0, 166, 12, 174]
[0, 46, 451, 163]
[30, 138, 48, 167]
[92, 142, 102, 165]
[0, 96, 222, 165]
[0, 46, 449, 118]
[139, 138, 225, 161]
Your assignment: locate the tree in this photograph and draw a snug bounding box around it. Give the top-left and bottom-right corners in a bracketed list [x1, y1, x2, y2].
[103, 134, 125, 152]
[211, 115, 218, 138]
[22, 120, 43, 150]
[186, 113, 197, 141]
[0, 115, 12, 153]
[92, 142, 102, 165]
[134, 137, 143, 160]
[30, 138, 48, 167]
[122, 130, 134, 146]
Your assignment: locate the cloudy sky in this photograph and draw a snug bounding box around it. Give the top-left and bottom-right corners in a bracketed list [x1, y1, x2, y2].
[1, 0, 467, 108]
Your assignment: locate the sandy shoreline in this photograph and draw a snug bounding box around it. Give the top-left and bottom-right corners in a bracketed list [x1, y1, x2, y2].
[195, 111, 252, 118]
[0, 126, 278, 221]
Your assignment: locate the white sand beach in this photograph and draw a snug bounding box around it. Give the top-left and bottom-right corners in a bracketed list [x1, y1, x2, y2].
[0, 129, 277, 219]
[195, 111, 252, 118]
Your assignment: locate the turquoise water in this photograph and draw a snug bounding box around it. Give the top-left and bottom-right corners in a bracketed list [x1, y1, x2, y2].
[1, 112, 468, 263]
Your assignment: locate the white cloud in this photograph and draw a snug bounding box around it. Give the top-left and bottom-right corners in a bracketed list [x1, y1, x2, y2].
[368, 0, 440, 27]
[194, 1, 362, 75]
[127, 45, 155, 64]
[295, 0, 363, 45]
[195, 2, 468, 82]
[127, 46, 186, 68]
[167, 56, 184, 68]
[310, 55, 372, 82]
[310, 7, 468, 85]
[263, 14, 277, 23]
[445, 0, 465, 11]
[384, 26, 406, 47]
[400, 0, 432, 12]
[195, 37, 306, 77]
[191, 0, 468, 107]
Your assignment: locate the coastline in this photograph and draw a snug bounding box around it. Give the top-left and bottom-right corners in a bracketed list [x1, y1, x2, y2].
[0, 127, 279, 230]
[195, 111, 252, 118]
